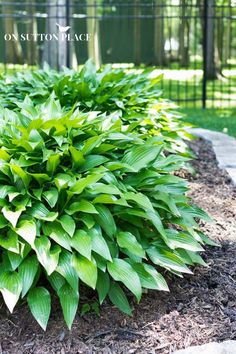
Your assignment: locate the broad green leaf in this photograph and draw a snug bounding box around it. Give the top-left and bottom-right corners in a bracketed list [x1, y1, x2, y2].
[107, 258, 142, 301]
[82, 135, 103, 155]
[147, 247, 192, 274]
[58, 284, 79, 330]
[10, 164, 31, 187]
[34, 237, 61, 275]
[0, 271, 22, 312]
[2, 206, 24, 228]
[56, 251, 78, 292]
[108, 282, 132, 315]
[0, 230, 19, 253]
[96, 271, 110, 304]
[79, 155, 109, 172]
[66, 200, 98, 215]
[59, 214, 76, 237]
[117, 231, 145, 258]
[28, 287, 51, 330]
[46, 154, 60, 174]
[72, 254, 97, 289]
[94, 205, 116, 239]
[16, 219, 37, 247]
[7, 251, 23, 270]
[89, 227, 112, 261]
[45, 223, 71, 251]
[166, 230, 204, 252]
[131, 262, 169, 291]
[43, 188, 59, 208]
[19, 255, 39, 297]
[69, 174, 104, 194]
[87, 183, 121, 195]
[47, 272, 66, 292]
[71, 230, 92, 259]
[29, 202, 58, 221]
[69, 146, 85, 168]
[122, 145, 162, 171]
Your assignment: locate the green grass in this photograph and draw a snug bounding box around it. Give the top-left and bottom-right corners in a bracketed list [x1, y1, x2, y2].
[181, 108, 236, 138]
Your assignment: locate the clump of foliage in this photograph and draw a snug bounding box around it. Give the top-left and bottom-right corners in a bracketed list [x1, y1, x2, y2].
[0, 61, 193, 158]
[0, 95, 214, 330]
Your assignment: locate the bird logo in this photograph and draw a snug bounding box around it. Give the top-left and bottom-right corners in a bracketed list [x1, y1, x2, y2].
[56, 23, 71, 33]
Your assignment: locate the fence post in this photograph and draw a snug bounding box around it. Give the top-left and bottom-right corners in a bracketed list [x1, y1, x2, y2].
[202, 0, 207, 109]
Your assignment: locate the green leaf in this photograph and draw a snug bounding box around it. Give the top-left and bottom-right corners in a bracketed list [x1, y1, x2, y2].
[7, 251, 23, 270]
[117, 231, 145, 258]
[34, 237, 61, 275]
[56, 251, 78, 292]
[82, 135, 103, 155]
[122, 145, 162, 171]
[42, 188, 59, 208]
[30, 202, 58, 221]
[89, 227, 112, 261]
[94, 205, 116, 239]
[79, 155, 109, 172]
[69, 146, 85, 169]
[46, 154, 60, 174]
[66, 200, 98, 215]
[2, 206, 24, 228]
[72, 254, 97, 289]
[27, 287, 51, 331]
[47, 272, 66, 292]
[107, 258, 142, 301]
[10, 164, 31, 187]
[0, 271, 22, 312]
[45, 222, 71, 251]
[19, 255, 39, 297]
[16, 219, 37, 247]
[166, 230, 204, 252]
[0, 230, 19, 253]
[71, 230, 92, 259]
[147, 247, 192, 274]
[96, 271, 110, 304]
[108, 282, 132, 315]
[131, 262, 169, 291]
[69, 174, 104, 194]
[59, 215, 76, 237]
[58, 284, 79, 330]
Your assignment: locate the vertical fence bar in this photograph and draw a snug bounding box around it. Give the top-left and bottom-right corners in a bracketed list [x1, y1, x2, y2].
[66, 0, 70, 67]
[202, 0, 207, 109]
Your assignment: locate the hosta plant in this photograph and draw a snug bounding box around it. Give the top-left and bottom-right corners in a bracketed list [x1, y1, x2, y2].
[0, 61, 194, 158]
[0, 96, 215, 330]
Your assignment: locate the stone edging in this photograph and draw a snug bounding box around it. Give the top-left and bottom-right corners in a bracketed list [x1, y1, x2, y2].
[189, 128, 236, 187]
[173, 340, 236, 354]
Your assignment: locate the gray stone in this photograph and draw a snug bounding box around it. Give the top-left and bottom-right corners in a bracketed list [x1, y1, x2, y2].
[226, 168, 236, 186]
[189, 128, 236, 185]
[173, 340, 236, 354]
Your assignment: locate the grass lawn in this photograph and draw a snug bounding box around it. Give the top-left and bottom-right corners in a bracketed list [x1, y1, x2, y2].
[181, 108, 236, 138]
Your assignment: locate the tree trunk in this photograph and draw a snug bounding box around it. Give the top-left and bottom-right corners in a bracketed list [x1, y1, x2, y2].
[2, 0, 23, 64]
[205, 0, 219, 79]
[179, 0, 190, 67]
[133, 0, 141, 65]
[86, 0, 101, 68]
[43, 0, 58, 68]
[26, 1, 38, 65]
[153, 0, 165, 66]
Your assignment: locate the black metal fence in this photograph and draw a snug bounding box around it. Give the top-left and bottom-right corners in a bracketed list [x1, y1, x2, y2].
[0, 0, 236, 108]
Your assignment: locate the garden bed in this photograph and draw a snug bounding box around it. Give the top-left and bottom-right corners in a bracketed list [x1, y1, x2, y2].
[0, 138, 235, 354]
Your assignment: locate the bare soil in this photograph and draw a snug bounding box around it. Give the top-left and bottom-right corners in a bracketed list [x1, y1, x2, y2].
[0, 138, 236, 354]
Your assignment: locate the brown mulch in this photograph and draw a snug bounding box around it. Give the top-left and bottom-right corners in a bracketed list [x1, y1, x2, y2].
[0, 138, 236, 354]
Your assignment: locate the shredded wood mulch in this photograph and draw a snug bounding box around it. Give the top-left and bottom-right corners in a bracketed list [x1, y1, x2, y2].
[0, 138, 236, 354]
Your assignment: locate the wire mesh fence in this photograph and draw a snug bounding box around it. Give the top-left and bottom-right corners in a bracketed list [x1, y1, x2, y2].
[0, 0, 235, 108]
